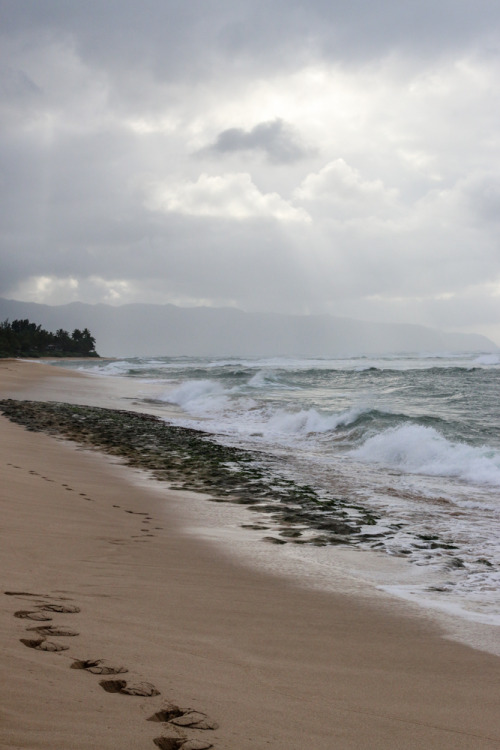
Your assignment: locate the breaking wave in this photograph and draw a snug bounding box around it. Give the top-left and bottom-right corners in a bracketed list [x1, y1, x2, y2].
[351, 424, 500, 486]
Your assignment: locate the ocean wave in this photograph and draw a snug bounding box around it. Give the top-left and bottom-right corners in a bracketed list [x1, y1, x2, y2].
[265, 406, 365, 436]
[77, 360, 131, 376]
[247, 369, 297, 389]
[248, 369, 277, 387]
[351, 424, 500, 486]
[160, 379, 234, 415]
[158, 377, 373, 438]
[473, 353, 500, 366]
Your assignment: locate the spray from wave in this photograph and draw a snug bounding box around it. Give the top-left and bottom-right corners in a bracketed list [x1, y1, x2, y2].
[162, 379, 235, 416]
[474, 353, 500, 366]
[351, 424, 500, 486]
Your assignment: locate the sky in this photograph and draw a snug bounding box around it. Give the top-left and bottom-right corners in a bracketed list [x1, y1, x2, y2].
[1, 0, 500, 344]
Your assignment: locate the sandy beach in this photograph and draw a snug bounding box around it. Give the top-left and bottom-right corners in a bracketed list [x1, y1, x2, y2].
[1, 360, 499, 750]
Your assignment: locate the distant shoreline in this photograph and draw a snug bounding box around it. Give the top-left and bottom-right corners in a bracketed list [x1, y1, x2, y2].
[1, 297, 497, 356]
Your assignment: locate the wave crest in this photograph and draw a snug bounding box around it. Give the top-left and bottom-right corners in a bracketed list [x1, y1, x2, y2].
[160, 379, 232, 415]
[266, 406, 365, 436]
[351, 424, 500, 486]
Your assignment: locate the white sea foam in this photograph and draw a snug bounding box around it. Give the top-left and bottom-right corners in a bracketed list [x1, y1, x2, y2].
[74, 359, 134, 376]
[351, 424, 500, 486]
[156, 375, 370, 442]
[162, 379, 233, 415]
[473, 353, 500, 366]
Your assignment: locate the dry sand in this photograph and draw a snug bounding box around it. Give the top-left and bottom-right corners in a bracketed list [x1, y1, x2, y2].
[1, 359, 499, 750]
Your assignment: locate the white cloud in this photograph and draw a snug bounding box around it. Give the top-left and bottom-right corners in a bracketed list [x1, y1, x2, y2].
[294, 159, 399, 218]
[144, 172, 311, 223]
[8, 275, 136, 306]
[9, 275, 80, 305]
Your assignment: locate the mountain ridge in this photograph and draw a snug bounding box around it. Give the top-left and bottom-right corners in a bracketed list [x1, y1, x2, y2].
[0, 298, 496, 357]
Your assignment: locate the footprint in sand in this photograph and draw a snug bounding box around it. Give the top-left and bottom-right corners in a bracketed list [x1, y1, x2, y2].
[154, 737, 214, 750]
[149, 704, 218, 731]
[71, 658, 128, 675]
[20, 638, 69, 652]
[6, 590, 76, 601]
[39, 603, 80, 613]
[26, 625, 79, 637]
[13, 603, 79, 619]
[9, 590, 216, 747]
[14, 610, 53, 621]
[8, 592, 82, 652]
[149, 703, 218, 750]
[6, 590, 49, 598]
[100, 679, 160, 696]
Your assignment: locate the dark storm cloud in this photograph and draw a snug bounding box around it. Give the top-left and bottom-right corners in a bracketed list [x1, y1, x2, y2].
[2, 0, 500, 85]
[202, 119, 313, 164]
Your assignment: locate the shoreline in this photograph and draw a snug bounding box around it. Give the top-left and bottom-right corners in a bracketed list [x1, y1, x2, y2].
[3, 394, 500, 658]
[1, 359, 500, 749]
[6, 358, 500, 655]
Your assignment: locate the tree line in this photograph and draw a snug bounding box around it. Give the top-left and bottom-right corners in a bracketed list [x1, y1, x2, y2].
[0, 319, 99, 358]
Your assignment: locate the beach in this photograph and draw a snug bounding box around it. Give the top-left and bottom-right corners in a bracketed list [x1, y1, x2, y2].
[1, 360, 499, 750]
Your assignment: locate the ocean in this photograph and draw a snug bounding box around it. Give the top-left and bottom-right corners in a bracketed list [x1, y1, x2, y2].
[57, 352, 500, 632]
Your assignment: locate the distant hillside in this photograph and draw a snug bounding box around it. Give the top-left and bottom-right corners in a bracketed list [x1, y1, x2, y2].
[0, 298, 496, 357]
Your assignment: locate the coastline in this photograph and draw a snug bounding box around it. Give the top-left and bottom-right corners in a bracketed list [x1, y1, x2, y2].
[1, 360, 499, 749]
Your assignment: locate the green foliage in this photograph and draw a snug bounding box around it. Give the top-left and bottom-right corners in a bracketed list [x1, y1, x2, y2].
[0, 319, 99, 358]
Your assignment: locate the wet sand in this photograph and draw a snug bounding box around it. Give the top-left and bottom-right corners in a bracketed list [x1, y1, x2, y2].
[1, 359, 499, 750]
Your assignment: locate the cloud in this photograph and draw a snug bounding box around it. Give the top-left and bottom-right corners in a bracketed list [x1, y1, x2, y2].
[1, 1, 500, 344]
[460, 174, 500, 225]
[294, 159, 399, 218]
[4, 1, 499, 98]
[144, 172, 311, 222]
[202, 119, 313, 163]
[9, 274, 134, 306]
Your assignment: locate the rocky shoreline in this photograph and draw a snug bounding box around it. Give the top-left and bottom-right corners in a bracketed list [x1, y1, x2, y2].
[0, 399, 387, 548]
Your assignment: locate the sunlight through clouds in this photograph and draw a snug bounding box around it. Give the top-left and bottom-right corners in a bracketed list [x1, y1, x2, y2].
[144, 172, 311, 222]
[1, 1, 500, 342]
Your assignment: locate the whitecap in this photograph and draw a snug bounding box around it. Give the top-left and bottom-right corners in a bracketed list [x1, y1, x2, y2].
[351, 424, 500, 486]
[159, 379, 232, 416]
[473, 353, 500, 366]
